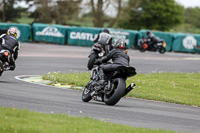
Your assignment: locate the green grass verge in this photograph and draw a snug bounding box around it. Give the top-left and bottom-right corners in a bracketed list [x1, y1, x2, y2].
[0, 107, 178, 133]
[43, 72, 200, 107]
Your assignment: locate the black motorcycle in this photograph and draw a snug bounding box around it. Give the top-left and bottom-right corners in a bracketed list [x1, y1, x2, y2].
[138, 37, 166, 54]
[87, 43, 110, 70]
[0, 50, 10, 76]
[82, 65, 137, 106]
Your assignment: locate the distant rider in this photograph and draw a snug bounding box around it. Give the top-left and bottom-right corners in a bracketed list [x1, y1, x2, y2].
[95, 39, 129, 85]
[94, 28, 113, 51]
[145, 30, 159, 51]
[0, 28, 20, 72]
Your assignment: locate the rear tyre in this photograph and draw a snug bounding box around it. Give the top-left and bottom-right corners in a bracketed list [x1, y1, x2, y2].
[104, 78, 126, 106]
[87, 53, 98, 70]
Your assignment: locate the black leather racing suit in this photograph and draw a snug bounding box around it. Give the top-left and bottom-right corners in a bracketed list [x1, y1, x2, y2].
[0, 34, 20, 70]
[97, 48, 130, 80]
[94, 32, 113, 51]
[147, 33, 159, 50]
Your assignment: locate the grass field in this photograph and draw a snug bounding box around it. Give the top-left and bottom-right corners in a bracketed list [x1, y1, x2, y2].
[0, 107, 179, 133]
[43, 72, 200, 107]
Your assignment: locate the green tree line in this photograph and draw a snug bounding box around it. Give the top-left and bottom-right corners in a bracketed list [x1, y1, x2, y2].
[0, 0, 200, 33]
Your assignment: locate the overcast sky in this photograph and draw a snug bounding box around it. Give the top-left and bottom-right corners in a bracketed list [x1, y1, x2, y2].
[15, 0, 200, 13]
[175, 0, 200, 8]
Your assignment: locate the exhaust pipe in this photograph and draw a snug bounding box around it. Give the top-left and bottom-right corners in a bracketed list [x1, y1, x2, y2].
[123, 83, 136, 97]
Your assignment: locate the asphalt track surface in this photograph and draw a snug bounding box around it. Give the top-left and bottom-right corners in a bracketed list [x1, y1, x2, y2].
[0, 43, 200, 133]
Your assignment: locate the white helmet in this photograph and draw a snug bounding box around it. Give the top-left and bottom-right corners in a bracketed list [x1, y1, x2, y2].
[7, 28, 17, 37]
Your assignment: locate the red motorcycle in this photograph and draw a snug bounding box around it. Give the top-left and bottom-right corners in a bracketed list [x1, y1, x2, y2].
[138, 37, 166, 54]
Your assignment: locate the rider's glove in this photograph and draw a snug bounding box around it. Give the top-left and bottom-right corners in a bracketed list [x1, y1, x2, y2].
[94, 59, 102, 65]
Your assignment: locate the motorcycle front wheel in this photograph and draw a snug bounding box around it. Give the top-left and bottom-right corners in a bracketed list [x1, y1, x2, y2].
[138, 46, 146, 52]
[87, 53, 98, 70]
[159, 47, 166, 54]
[104, 78, 126, 106]
[82, 86, 92, 102]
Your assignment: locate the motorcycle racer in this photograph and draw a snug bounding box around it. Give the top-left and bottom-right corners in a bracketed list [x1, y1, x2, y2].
[0, 28, 20, 74]
[94, 28, 113, 51]
[95, 39, 130, 85]
[146, 30, 159, 51]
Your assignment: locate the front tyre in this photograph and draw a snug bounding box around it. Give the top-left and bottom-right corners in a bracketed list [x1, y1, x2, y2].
[87, 53, 98, 70]
[104, 78, 126, 106]
[159, 47, 166, 54]
[82, 87, 92, 102]
[139, 46, 146, 52]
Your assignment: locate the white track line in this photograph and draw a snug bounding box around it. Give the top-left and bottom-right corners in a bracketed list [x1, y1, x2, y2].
[15, 75, 78, 91]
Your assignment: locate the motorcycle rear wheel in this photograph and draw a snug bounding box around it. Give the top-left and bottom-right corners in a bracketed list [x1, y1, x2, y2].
[104, 78, 126, 106]
[87, 53, 98, 70]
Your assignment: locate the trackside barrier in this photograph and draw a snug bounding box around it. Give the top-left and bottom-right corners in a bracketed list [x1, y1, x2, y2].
[172, 33, 200, 53]
[0, 23, 31, 42]
[110, 29, 138, 48]
[67, 27, 102, 47]
[32, 23, 68, 45]
[1, 22, 200, 53]
[67, 27, 138, 48]
[138, 30, 174, 52]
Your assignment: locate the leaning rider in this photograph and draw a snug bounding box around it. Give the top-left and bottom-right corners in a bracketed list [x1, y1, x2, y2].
[95, 39, 130, 85]
[0, 28, 20, 73]
[94, 28, 113, 51]
[145, 30, 159, 51]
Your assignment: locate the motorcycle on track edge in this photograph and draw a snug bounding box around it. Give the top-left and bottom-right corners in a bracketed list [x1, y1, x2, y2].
[82, 65, 137, 106]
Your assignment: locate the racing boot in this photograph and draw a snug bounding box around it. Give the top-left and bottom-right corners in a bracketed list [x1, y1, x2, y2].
[4, 65, 10, 71]
[4, 65, 15, 71]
